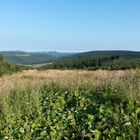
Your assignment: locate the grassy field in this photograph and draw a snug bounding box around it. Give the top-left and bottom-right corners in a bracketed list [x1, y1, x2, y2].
[0, 70, 140, 139]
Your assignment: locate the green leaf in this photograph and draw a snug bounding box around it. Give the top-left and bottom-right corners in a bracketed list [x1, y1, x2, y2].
[31, 123, 37, 129]
[95, 130, 101, 140]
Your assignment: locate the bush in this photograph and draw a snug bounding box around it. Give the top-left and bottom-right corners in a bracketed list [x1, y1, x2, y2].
[0, 82, 140, 139]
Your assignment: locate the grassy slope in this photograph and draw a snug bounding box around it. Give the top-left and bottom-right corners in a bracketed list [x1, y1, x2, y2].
[0, 70, 140, 139]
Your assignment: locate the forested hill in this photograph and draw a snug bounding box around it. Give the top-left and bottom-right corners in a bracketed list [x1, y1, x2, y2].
[40, 51, 140, 70]
[0, 55, 22, 76]
[0, 51, 74, 65]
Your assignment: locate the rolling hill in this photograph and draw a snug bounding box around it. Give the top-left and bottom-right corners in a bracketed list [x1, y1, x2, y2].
[40, 50, 140, 70]
[1, 50, 140, 70]
[0, 51, 74, 65]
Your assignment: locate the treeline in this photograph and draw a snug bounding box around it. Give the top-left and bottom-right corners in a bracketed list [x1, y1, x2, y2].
[0, 55, 23, 76]
[40, 51, 140, 70]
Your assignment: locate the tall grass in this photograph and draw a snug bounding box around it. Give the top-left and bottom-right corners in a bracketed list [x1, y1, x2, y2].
[0, 70, 139, 139]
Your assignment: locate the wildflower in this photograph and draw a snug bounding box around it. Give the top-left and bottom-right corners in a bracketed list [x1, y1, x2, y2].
[4, 136, 8, 139]
[82, 130, 86, 138]
[125, 122, 131, 126]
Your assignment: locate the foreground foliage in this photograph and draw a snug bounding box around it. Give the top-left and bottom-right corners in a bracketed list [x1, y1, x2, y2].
[0, 71, 140, 140]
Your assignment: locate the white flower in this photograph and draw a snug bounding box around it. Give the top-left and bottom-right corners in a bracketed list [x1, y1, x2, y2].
[4, 136, 8, 139]
[125, 122, 131, 126]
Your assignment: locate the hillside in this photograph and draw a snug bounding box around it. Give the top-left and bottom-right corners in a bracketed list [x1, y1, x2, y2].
[41, 51, 140, 70]
[0, 51, 74, 65]
[0, 55, 22, 76]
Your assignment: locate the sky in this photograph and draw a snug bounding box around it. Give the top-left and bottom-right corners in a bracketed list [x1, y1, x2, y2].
[0, 0, 140, 52]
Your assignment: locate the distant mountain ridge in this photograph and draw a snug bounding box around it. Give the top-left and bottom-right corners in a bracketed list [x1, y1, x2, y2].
[0, 51, 75, 65]
[40, 50, 140, 70]
[1, 50, 140, 70]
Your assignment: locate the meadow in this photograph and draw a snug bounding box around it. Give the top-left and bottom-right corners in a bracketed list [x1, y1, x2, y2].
[0, 70, 140, 140]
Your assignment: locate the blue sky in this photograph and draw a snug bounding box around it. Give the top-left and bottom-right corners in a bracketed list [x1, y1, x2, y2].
[0, 0, 140, 52]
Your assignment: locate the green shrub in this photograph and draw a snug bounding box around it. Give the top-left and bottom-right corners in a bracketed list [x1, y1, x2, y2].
[0, 82, 140, 139]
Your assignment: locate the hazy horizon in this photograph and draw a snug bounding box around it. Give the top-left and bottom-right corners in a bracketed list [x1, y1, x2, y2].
[0, 0, 140, 52]
[0, 49, 140, 53]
